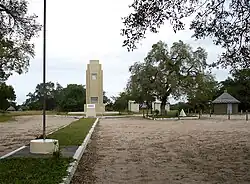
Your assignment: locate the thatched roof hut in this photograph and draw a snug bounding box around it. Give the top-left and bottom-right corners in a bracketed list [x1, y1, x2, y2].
[212, 90, 240, 114]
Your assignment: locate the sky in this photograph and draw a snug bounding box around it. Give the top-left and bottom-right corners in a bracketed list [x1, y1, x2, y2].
[6, 0, 229, 104]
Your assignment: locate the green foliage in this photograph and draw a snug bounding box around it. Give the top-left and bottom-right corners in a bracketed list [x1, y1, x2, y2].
[121, 0, 250, 70]
[150, 110, 178, 118]
[0, 115, 13, 122]
[127, 40, 208, 112]
[57, 84, 86, 112]
[0, 82, 16, 110]
[216, 69, 250, 111]
[24, 82, 59, 110]
[171, 103, 192, 112]
[48, 118, 95, 146]
[111, 92, 131, 112]
[186, 72, 218, 111]
[23, 82, 111, 112]
[0, 157, 71, 184]
[0, 0, 41, 81]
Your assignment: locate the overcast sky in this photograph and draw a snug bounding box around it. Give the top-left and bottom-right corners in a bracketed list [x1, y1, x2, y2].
[6, 0, 229, 104]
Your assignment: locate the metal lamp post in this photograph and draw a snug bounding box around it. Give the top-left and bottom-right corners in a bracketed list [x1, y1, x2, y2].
[42, 0, 47, 139]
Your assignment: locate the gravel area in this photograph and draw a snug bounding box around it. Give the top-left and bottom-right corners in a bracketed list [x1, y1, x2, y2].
[0, 115, 77, 157]
[72, 116, 250, 184]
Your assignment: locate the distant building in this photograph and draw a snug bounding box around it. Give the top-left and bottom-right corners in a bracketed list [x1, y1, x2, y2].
[212, 90, 240, 114]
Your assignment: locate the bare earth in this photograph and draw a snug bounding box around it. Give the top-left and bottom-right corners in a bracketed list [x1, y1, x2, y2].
[72, 116, 250, 184]
[0, 115, 77, 157]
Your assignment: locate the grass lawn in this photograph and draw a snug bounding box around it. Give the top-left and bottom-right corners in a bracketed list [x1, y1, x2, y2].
[48, 118, 96, 146]
[0, 157, 72, 184]
[0, 115, 14, 122]
[9, 110, 58, 116]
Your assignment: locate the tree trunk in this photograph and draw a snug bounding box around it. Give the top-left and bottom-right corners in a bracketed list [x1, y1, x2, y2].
[146, 101, 150, 117]
[160, 98, 167, 115]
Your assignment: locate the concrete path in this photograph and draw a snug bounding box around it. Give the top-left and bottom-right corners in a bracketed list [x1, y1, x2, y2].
[0, 115, 77, 157]
[71, 117, 250, 184]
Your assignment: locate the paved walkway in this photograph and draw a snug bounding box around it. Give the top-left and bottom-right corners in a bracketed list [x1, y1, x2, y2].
[71, 117, 250, 184]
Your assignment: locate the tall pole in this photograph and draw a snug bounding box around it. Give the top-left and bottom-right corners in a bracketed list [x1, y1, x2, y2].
[42, 0, 47, 140]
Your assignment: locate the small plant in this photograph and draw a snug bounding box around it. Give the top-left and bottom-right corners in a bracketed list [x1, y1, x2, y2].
[52, 141, 61, 159]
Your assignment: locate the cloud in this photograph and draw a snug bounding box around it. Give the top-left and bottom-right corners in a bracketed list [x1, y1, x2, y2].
[6, 0, 229, 104]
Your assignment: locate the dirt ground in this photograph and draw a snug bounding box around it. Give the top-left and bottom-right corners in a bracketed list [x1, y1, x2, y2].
[72, 116, 250, 184]
[0, 115, 77, 157]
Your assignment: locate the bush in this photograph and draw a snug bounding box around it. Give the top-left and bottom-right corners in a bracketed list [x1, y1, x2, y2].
[154, 109, 160, 115]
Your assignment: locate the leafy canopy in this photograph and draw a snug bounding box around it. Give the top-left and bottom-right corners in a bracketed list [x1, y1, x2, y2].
[0, 82, 16, 110]
[127, 40, 208, 109]
[0, 0, 41, 81]
[121, 0, 250, 70]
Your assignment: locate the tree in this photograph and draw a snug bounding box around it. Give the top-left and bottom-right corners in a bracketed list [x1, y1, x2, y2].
[57, 84, 86, 112]
[0, 82, 16, 110]
[127, 61, 155, 108]
[186, 72, 218, 112]
[217, 69, 250, 111]
[127, 40, 208, 114]
[121, 0, 250, 70]
[0, 0, 41, 81]
[112, 92, 131, 113]
[103, 91, 111, 104]
[24, 82, 57, 110]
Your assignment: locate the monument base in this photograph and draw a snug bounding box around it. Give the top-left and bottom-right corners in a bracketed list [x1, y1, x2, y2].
[30, 139, 59, 154]
[67, 111, 120, 115]
[84, 104, 105, 114]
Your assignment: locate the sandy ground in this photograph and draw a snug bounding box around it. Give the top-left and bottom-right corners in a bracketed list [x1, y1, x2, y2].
[0, 115, 77, 157]
[72, 116, 250, 184]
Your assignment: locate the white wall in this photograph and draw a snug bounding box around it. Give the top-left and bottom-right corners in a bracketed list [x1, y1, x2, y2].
[152, 102, 170, 112]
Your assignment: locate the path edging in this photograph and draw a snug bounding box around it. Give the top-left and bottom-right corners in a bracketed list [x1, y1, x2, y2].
[145, 116, 199, 120]
[61, 118, 100, 184]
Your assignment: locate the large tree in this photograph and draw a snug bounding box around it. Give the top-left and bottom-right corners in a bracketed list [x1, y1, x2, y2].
[0, 0, 41, 81]
[24, 82, 57, 110]
[57, 84, 86, 112]
[127, 40, 208, 113]
[121, 0, 250, 70]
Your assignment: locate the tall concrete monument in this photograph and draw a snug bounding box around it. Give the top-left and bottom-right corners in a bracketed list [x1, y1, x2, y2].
[84, 60, 105, 113]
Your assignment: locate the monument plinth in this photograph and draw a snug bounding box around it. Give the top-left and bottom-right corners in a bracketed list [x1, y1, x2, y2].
[84, 60, 105, 113]
[30, 139, 59, 154]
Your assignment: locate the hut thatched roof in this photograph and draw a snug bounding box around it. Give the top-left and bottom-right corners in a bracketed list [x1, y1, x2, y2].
[212, 90, 240, 104]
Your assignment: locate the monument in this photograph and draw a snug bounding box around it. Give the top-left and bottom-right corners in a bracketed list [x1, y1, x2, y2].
[84, 60, 105, 114]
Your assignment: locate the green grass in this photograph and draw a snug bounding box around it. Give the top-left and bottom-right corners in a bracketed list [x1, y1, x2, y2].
[0, 157, 72, 184]
[48, 118, 96, 146]
[0, 115, 14, 122]
[9, 110, 58, 116]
